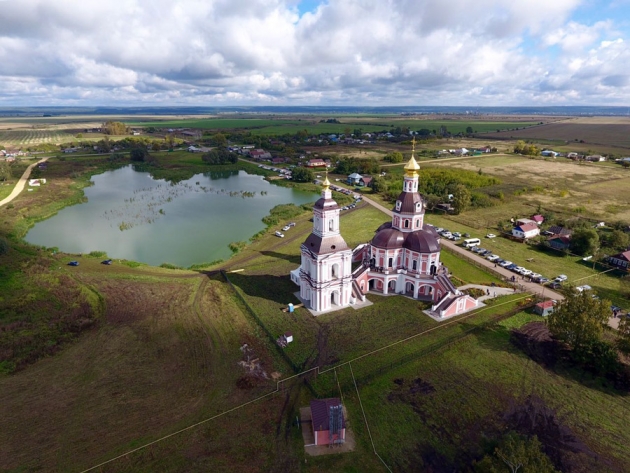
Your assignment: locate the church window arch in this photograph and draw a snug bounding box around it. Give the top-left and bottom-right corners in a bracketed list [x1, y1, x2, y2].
[404, 219, 409, 228]
[329, 219, 334, 231]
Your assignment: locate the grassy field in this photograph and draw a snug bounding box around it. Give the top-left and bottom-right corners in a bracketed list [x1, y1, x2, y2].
[482, 116, 630, 151]
[328, 309, 630, 472]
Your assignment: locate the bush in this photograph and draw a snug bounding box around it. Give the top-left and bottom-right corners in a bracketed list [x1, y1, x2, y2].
[0, 236, 9, 255]
[291, 166, 313, 183]
[88, 250, 107, 258]
[159, 263, 183, 270]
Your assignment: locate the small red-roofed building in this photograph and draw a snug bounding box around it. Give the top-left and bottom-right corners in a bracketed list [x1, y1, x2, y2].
[534, 300, 555, 317]
[310, 398, 345, 446]
[512, 222, 540, 240]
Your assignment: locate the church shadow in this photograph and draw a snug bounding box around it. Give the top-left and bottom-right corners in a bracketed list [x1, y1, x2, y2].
[259, 250, 301, 265]
[225, 272, 299, 306]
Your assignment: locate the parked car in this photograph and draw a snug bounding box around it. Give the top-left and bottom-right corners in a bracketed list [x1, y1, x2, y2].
[548, 282, 562, 289]
[274, 231, 285, 238]
[499, 260, 513, 267]
[289, 222, 296, 227]
[67, 261, 79, 266]
[101, 259, 112, 265]
[472, 247, 485, 253]
[486, 233, 497, 238]
[486, 255, 500, 262]
[555, 274, 568, 281]
[282, 225, 291, 231]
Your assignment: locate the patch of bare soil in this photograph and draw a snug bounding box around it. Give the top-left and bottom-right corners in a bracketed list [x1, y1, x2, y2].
[388, 377, 436, 405]
[510, 321, 559, 367]
[504, 395, 607, 473]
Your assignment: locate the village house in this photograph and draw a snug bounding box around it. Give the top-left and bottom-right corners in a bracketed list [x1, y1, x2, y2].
[359, 175, 372, 187]
[533, 300, 555, 316]
[306, 158, 327, 168]
[310, 398, 346, 446]
[248, 149, 272, 161]
[547, 225, 572, 237]
[512, 222, 540, 240]
[548, 235, 571, 251]
[347, 172, 362, 185]
[541, 150, 558, 157]
[531, 215, 545, 225]
[607, 251, 630, 272]
[516, 218, 537, 227]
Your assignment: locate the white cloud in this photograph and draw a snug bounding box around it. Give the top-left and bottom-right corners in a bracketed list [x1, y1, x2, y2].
[0, 0, 628, 105]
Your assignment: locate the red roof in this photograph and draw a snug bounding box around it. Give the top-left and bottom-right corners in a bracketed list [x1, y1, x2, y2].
[516, 222, 539, 232]
[532, 215, 544, 223]
[614, 251, 630, 262]
[310, 398, 345, 432]
[536, 300, 554, 309]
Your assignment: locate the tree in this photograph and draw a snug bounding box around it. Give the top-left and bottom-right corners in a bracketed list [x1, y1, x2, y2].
[102, 121, 128, 135]
[0, 160, 12, 181]
[291, 167, 313, 183]
[201, 148, 237, 165]
[370, 176, 388, 193]
[211, 133, 227, 147]
[474, 432, 557, 473]
[466, 126, 473, 134]
[130, 148, 149, 162]
[384, 151, 403, 163]
[604, 230, 629, 252]
[547, 289, 610, 351]
[570, 228, 599, 256]
[423, 193, 441, 211]
[452, 184, 471, 214]
[617, 312, 630, 354]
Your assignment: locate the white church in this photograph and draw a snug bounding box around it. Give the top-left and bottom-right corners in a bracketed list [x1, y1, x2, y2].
[291, 145, 478, 319]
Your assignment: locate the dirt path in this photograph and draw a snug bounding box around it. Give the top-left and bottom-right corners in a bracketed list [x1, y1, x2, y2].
[359, 194, 566, 302]
[0, 157, 49, 208]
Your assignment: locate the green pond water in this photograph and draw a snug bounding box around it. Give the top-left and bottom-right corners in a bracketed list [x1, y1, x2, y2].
[25, 165, 316, 267]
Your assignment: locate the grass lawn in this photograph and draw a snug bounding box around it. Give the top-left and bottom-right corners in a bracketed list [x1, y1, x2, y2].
[338, 311, 630, 472]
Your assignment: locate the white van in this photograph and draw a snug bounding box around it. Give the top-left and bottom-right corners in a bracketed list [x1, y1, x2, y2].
[463, 238, 481, 248]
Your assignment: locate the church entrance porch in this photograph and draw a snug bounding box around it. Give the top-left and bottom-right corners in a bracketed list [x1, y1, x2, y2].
[330, 290, 340, 307]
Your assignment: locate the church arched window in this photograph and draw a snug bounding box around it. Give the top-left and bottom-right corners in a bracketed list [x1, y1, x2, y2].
[404, 219, 409, 228]
[329, 219, 334, 231]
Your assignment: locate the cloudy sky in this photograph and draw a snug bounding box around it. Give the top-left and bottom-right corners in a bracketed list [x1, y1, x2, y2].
[1, 0, 629, 106]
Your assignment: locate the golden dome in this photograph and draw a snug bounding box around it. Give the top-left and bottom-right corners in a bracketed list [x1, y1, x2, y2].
[404, 155, 420, 177]
[322, 174, 331, 189]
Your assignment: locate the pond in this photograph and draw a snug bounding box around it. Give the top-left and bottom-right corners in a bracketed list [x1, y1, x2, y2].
[25, 165, 316, 267]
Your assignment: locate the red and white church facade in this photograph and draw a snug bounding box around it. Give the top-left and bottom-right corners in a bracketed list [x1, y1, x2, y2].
[291, 150, 478, 319]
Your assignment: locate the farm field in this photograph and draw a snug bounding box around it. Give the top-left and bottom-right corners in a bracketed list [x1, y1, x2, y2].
[426, 154, 630, 222]
[0, 129, 76, 147]
[483, 116, 630, 151]
[129, 116, 539, 135]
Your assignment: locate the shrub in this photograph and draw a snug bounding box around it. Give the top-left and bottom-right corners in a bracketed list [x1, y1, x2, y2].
[0, 236, 9, 255]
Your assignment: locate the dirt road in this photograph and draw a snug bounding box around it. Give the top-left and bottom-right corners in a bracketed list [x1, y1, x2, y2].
[0, 157, 49, 208]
